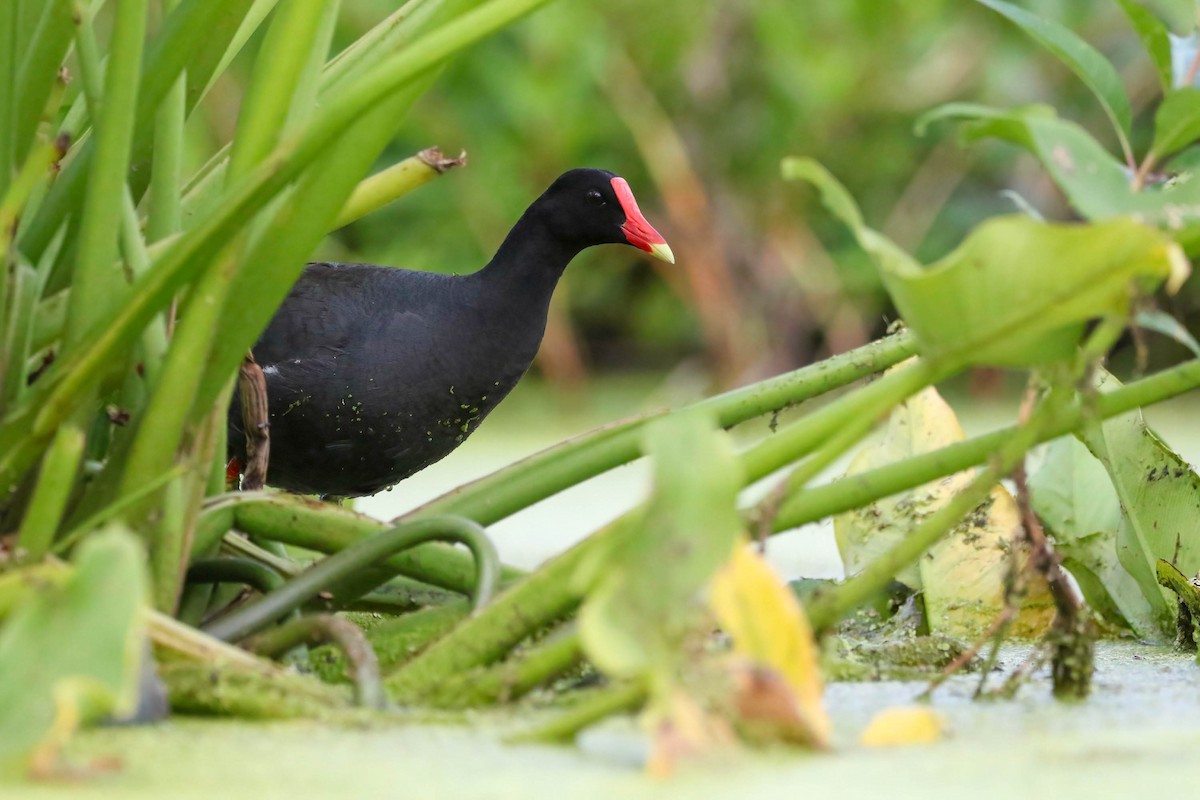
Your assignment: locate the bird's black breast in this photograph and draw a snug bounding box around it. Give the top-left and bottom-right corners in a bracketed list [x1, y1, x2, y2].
[228, 262, 548, 497]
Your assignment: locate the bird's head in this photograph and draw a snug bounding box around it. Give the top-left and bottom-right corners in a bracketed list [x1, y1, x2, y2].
[536, 168, 675, 264]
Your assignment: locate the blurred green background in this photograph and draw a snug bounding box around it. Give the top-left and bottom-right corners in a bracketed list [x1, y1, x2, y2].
[191, 1, 1165, 395]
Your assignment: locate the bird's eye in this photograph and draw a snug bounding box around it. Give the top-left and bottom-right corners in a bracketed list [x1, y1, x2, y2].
[586, 189, 605, 206]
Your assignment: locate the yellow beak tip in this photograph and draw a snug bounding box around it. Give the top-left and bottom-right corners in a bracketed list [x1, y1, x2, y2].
[650, 242, 675, 265]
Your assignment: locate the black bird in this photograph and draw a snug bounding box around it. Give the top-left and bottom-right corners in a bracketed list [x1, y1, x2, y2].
[228, 168, 674, 498]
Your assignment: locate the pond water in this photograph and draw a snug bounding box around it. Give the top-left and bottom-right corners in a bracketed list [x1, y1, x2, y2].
[21, 642, 1199, 799]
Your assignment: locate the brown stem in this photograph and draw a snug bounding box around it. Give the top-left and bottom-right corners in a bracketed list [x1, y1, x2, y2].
[238, 351, 270, 491]
[1011, 459, 1095, 699]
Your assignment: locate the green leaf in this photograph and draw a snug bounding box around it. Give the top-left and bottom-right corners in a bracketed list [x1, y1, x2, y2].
[920, 102, 1200, 253]
[1116, 0, 1174, 90]
[1150, 87, 1200, 161]
[578, 411, 743, 682]
[0, 527, 147, 771]
[1079, 368, 1200, 638]
[1148, 0, 1198, 35]
[976, 0, 1133, 158]
[1029, 437, 1162, 637]
[784, 158, 1182, 368]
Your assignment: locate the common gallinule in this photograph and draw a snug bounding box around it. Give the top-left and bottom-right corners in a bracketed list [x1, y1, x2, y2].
[228, 168, 673, 498]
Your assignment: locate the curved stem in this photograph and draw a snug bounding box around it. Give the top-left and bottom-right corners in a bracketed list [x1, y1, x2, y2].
[241, 613, 385, 710]
[186, 556, 288, 595]
[203, 516, 498, 643]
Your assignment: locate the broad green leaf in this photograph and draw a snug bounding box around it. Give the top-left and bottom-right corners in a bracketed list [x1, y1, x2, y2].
[0, 527, 147, 772]
[1116, 0, 1174, 89]
[578, 411, 743, 682]
[1147, 0, 1197, 35]
[1150, 87, 1200, 161]
[1080, 368, 1200, 638]
[832, 378, 1053, 638]
[1029, 437, 1161, 637]
[977, 0, 1133, 154]
[709, 542, 830, 748]
[920, 101, 1200, 253]
[785, 157, 1185, 368]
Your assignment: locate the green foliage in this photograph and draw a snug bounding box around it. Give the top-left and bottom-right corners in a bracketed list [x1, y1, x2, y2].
[0, 528, 147, 771]
[784, 158, 1182, 368]
[578, 412, 742, 683]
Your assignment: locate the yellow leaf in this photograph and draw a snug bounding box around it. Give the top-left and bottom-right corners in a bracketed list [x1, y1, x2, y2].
[923, 484, 1055, 638]
[835, 377, 1054, 638]
[709, 543, 831, 747]
[834, 375, 971, 588]
[859, 706, 944, 747]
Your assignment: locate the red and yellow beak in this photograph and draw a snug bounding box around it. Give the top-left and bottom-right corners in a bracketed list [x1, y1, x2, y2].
[611, 177, 675, 264]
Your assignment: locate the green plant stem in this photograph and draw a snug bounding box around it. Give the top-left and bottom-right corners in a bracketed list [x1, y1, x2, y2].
[403, 330, 919, 527]
[15, 423, 85, 559]
[63, 0, 147, 348]
[186, 556, 287, 595]
[217, 492, 516, 593]
[332, 147, 464, 228]
[510, 680, 647, 743]
[394, 626, 584, 707]
[388, 349, 938, 698]
[241, 613, 385, 709]
[773, 356, 1200, 532]
[226, 0, 328, 183]
[203, 516, 499, 642]
[0, 0, 564, 498]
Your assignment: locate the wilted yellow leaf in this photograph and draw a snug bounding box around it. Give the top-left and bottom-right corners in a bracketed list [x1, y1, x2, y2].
[923, 484, 1055, 638]
[835, 378, 1054, 638]
[859, 706, 944, 747]
[709, 543, 830, 747]
[834, 374, 971, 588]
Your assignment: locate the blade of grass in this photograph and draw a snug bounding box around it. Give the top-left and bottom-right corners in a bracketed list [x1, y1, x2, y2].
[0, 0, 564, 496]
[14, 422, 85, 559]
[62, 0, 147, 349]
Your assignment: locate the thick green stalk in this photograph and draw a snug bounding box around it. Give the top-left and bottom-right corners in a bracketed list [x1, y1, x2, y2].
[0, 0, 567, 497]
[772, 357, 1200, 531]
[403, 331, 919, 527]
[148, 0, 185, 243]
[13, 0, 73, 168]
[397, 627, 584, 707]
[209, 493, 506, 592]
[63, 0, 147, 348]
[187, 556, 287, 595]
[332, 148, 464, 229]
[203, 516, 500, 643]
[0, 2, 17, 200]
[384, 360, 941, 700]
[15, 423, 85, 559]
[510, 680, 647, 743]
[241, 614, 384, 709]
[227, 0, 328, 183]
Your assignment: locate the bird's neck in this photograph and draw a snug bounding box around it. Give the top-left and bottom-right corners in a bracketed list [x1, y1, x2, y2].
[477, 212, 580, 295]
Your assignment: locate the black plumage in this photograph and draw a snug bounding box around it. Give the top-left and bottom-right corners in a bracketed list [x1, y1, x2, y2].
[227, 168, 673, 497]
